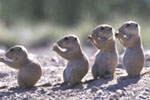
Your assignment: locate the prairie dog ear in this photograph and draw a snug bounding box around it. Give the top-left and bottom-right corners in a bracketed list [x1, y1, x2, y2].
[126, 23, 130, 27]
[100, 27, 104, 30]
[64, 37, 69, 41]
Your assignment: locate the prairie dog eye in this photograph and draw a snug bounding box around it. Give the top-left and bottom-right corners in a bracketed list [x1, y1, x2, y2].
[73, 37, 77, 41]
[18, 48, 22, 51]
[64, 37, 69, 41]
[135, 24, 138, 27]
[109, 27, 112, 31]
[10, 49, 14, 52]
[100, 27, 104, 30]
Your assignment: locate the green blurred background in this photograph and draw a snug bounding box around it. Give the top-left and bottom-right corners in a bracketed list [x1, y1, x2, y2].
[0, 0, 150, 49]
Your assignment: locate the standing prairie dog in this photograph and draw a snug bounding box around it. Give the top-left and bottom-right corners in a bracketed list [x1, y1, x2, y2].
[53, 35, 89, 85]
[89, 24, 119, 79]
[0, 45, 42, 89]
[115, 21, 144, 77]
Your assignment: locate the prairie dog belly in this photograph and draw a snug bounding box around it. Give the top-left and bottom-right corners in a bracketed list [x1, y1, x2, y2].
[95, 51, 114, 66]
[65, 60, 88, 83]
[94, 50, 118, 77]
[65, 61, 81, 82]
[18, 64, 41, 83]
[123, 47, 144, 76]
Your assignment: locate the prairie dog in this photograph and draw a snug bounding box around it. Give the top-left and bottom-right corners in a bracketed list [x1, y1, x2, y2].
[115, 21, 144, 77]
[89, 24, 119, 79]
[53, 35, 89, 85]
[0, 45, 42, 89]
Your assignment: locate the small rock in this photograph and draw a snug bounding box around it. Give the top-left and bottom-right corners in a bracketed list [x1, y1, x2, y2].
[0, 94, 3, 97]
[116, 89, 123, 94]
[145, 88, 150, 92]
[0, 72, 8, 78]
[94, 96, 101, 100]
[138, 95, 147, 99]
[143, 92, 149, 96]
[91, 86, 99, 92]
[40, 88, 46, 94]
[51, 57, 59, 63]
[128, 91, 134, 96]
[97, 89, 103, 95]
[122, 87, 127, 90]
[110, 94, 119, 100]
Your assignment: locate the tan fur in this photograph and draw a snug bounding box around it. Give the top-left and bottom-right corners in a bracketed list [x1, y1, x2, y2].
[53, 35, 89, 85]
[89, 24, 119, 79]
[0, 45, 42, 89]
[116, 21, 144, 77]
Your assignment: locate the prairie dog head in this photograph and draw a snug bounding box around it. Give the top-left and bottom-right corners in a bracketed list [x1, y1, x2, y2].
[92, 24, 114, 39]
[5, 45, 28, 60]
[118, 21, 140, 35]
[57, 35, 80, 49]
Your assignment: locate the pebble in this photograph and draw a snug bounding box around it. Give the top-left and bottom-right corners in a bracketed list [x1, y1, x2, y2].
[145, 88, 150, 92]
[91, 86, 99, 92]
[51, 56, 59, 63]
[97, 89, 103, 95]
[116, 89, 122, 94]
[40, 88, 47, 94]
[1, 50, 150, 100]
[94, 96, 101, 100]
[109, 94, 119, 100]
[0, 72, 8, 78]
[127, 91, 134, 96]
[138, 95, 147, 99]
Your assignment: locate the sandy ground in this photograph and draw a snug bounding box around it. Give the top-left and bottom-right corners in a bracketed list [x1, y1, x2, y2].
[0, 47, 150, 100]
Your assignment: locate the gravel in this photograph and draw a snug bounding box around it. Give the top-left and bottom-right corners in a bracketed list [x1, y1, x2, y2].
[0, 47, 150, 100]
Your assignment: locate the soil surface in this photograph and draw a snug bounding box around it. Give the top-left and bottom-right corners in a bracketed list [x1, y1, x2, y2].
[0, 47, 150, 100]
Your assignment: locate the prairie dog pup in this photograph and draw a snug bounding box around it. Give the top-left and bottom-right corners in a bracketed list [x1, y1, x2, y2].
[53, 35, 89, 85]
[89, 24, 119, 79]
[116, 21, 144, 77]
[0, 45, 42, 89]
